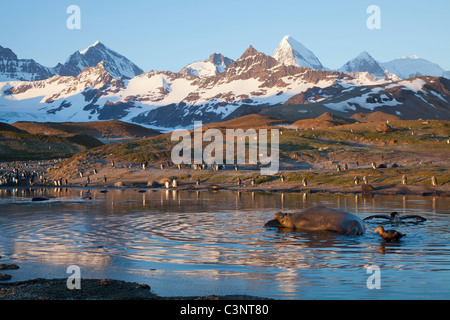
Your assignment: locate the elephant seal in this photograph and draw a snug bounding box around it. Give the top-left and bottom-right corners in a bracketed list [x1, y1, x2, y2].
[272, 206, 365, 235]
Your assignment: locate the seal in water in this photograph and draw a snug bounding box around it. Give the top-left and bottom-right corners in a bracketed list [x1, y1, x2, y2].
[271, 205, 365, 235]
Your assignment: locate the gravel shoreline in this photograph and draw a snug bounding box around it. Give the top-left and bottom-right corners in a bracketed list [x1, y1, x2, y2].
[0, 278, 270, 300]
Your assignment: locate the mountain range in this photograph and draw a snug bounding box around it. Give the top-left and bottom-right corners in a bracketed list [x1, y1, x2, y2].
[53, 41, 143, 79]
[0, 36, 449, 130]
[0, 45, 55, 81]
[0, 41, 143, 81]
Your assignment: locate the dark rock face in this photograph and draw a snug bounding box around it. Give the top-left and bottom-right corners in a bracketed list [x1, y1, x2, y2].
[0, 46, 17, 60]
[1, 42, 144, 81]
[0, 45, 55, 81]
[0, 274, 12, 281]
[209, 53, 234, 71]
[131, 102, 231, 128]
[284, 92, 310, 105]
[179, 52, 234, 78]
[98, 102, 135, 120]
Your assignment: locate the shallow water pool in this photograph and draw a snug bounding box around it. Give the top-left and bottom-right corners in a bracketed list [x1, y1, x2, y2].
[0, 188, 449, 299]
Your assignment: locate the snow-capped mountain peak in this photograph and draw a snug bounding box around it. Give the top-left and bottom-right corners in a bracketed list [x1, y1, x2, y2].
[80, 40, 101, 54]
[273, 35, 324, 70]
[241, 45, 260, 59]
[339, 51, 386, 79]
[1, 39, 449, 128]
[381, 56, 445, 79]
[357, 51, 373, 60]
[0, 45, 55, 81]
[0, 46, 17, 60]
[180, 53, 234, 78]
[208, 53, 234, 73]
[400, 55, 420, 60]
[54, 42, 143, 80]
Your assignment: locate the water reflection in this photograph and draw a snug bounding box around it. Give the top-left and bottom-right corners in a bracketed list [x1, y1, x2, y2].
[0, 188, 449, 299]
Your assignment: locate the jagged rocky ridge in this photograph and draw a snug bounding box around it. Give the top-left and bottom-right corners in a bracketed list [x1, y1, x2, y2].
[0, 41, 143, 82]
[0, 38, 449, 129]
[53, 41, 144, 79]
[180, 53, 234, 78]
[0, 45, 55, 81]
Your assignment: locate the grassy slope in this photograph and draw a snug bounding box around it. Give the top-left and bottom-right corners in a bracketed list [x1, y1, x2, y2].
[48, 118, 449, 188]
[65, 119, 450, 163]
[0, 131, 103, 161]
[11, 120, 161, 139]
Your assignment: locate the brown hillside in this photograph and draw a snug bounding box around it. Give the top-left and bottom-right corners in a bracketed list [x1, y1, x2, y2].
[152, 114, 289, 141]
[315, 112, 356, 125]
[203, 114, 288, 130]
[12, 120, 161, 139]
[351, 111, 401, 123]
[283, 92, 310, 105]
[0, 122, 26, 133]
[291, 119, 336, 129]
[292, 112, 355, 129]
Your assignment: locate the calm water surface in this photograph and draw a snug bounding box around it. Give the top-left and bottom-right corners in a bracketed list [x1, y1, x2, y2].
[0, 188, 449, 299]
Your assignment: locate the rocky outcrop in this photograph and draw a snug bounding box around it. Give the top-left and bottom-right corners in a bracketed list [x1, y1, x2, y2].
[180, 53, 234, 78]
[0, 45, 55, 81]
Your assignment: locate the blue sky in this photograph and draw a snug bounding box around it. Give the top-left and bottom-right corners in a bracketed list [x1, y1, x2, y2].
[1, 0, 449, 72]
